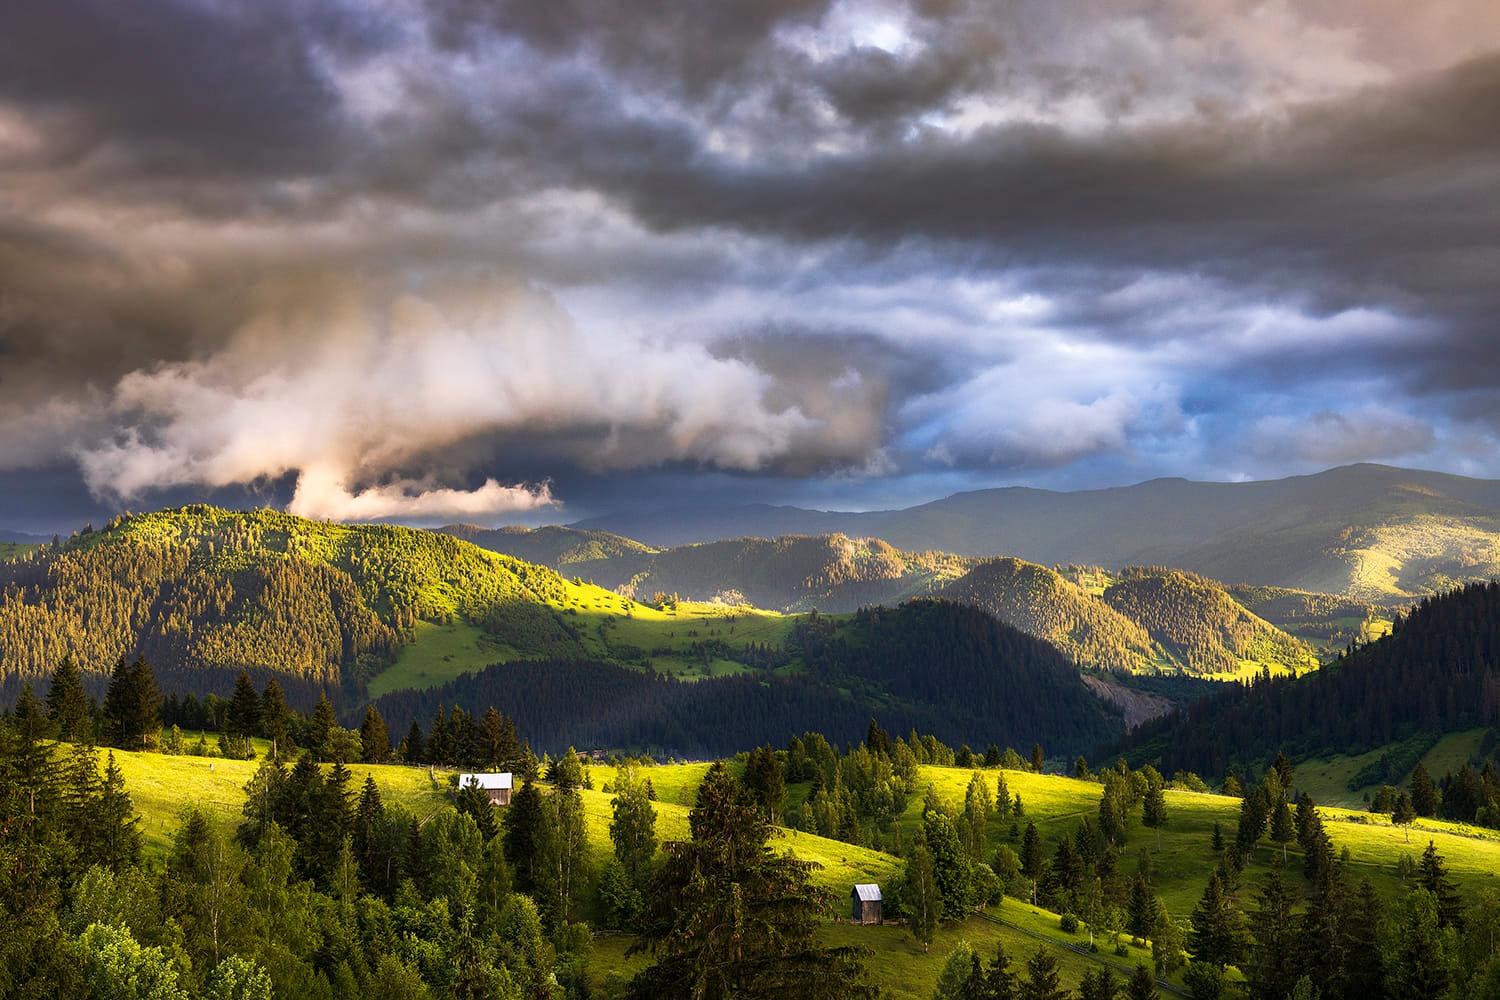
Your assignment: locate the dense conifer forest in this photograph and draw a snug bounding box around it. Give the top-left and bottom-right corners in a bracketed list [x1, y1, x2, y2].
[1120, 580, 1500, 778]
[374, 600, 1122, 758]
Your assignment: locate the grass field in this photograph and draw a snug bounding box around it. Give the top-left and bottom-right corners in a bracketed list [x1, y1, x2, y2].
[367, 597, 802, 697]
[89, 746, 1500, 996]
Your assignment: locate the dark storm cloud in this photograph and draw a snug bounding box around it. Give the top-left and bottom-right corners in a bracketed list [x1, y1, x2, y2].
[1, 0, 1499, 529]
[0, 0, 376, 176]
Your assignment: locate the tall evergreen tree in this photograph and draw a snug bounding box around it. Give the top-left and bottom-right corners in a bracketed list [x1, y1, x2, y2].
[45, 656, 94, 742]
[625, 761, 877, 1000]
[743, 745, 786, 825]
[259, 679, 290, 758]
[1417, 840, 1464, 929]
[1142, 772, 1168, 852]
[400, 719, 425, 764]
[1020, 822, 1046, 907]
[1123, 964, 1157, 1000]
[359, 705, 390, 764]
[1246, 865, 1301, 1000]
[308, 694, 336, 761]
[1188, 871, 1245, 969]
[225, 671, 261, 740]
[901, 840, 940, 955]
[101, 656, 162, 751]
[1079, 967, 1120, 1000]
[609, 764, 658, 885]
[504, 778, 546, 894]
[1018, 946, 1066, 1000]
[1410, 764, 1439, 817]
[1269, 795, 1295, 863]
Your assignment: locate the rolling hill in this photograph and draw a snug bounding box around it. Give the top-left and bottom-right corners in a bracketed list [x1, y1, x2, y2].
[453, 525, 1323, 677]
[1117, 579, 1500, 779]
[571, 463, 1500, 599]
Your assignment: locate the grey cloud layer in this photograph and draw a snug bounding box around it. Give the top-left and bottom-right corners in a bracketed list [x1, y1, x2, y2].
[1, 0, 1497, 521]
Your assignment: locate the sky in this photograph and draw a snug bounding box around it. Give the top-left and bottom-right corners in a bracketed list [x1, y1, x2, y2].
[2, 0, 1499, 534]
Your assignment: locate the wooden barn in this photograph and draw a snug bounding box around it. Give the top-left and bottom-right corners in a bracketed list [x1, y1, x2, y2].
[851, 883, 882, 924]
[458, 772, 514, 806]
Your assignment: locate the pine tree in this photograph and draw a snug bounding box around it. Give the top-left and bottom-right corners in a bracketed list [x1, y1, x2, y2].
[1417, 840, 1464, 928]
[1079, 967, 1120, 1000]
[1020, 822, 1046, 906]
[1127, 876, 1159, 942]
[625, 760, 877, 1000]
[1188, 871, 1244, 968]
[308, 694, 336, 761]
[743, 745, 786, 825]
[1410, 764, 1439, 817]
[225, 671, 261, 740]
[1392, 791, 1417, 843]
[102, 656, 162, 751]
[902, 840, 940, 955]
[400, 719, 425, 764]
[45, 656, 94, 742]
[1246, 865, 1300, 1000]
[1269, 795, 1295, 863]
[97, 751, 142, 870]
[457, 780, 499, 842]
[1019, 946, 1066, 1000]
[609, 764, 658, 885]
[1142, 772, 1167, 852]
[260, 679, 290, 758]
[1125, 964, 1159, 1000]
[359, 705, 390, 764]
[504, 778, 545, 894]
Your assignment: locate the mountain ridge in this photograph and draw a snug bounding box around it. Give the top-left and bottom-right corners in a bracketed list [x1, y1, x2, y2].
[567, 463, 1500, 598]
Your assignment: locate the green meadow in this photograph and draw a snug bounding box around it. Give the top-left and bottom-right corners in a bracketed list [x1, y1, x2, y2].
[89, 747, 1500, 998]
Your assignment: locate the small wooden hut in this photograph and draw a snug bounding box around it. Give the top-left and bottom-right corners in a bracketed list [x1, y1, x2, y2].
[851, 883, 882, 924]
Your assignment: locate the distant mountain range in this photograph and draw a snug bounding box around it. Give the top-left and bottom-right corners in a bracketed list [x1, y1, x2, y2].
[565, 464, 1500, 599]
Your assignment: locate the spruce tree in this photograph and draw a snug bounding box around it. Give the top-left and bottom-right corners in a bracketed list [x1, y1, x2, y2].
[259, 679, 290, 758]
[225, 671, 261, 740]
[359, 705, 390, 764]
[625, 760, 877, 1000]
[1188, 871, 1244, 968]
[1142, 772, 1167, 852]
[1417, 840, 1464, 928]
[308, 694, 336, 761]
[1019, 946, 1066, 1000]
[504, 778, 545, 894]
[1246, 865, 1300, 1000]
[1269, 795, 1295, 863]
[1392, 791, 1417, 843]
[609, 764, 658, 885]
[1020, 822, 1046, 906]
[1410, 764, 1439, 817]
[45, 656, 94, 742]
[400, 719, 425, 764]
[902, 840, 940, 954]
[1125, 964, 1159, 1000]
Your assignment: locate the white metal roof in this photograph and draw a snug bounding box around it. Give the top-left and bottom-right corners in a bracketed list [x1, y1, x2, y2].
[853, 884, 882, 901]
[459, 772, 513, 791]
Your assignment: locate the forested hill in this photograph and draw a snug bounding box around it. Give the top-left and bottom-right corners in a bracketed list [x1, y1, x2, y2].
[1100, 567, 1317, 674]
[937, 558, 1160, 672]
[0, 507, 589, 706]
[439, 523, 656, 585]
[375, 598, 1123, 757]
[572, 464, 1500, 598]
[443, 528, 972, 612]
[1119, 580, 1500, 777]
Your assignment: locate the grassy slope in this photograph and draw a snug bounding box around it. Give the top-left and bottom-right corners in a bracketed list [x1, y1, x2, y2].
[100, 747, 1500, 999]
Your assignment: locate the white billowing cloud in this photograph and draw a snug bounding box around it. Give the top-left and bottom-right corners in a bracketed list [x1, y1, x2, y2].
[1248, 406, 1436, 464]
[287, 467, 556, 522]
[71, 274, 820, 521]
